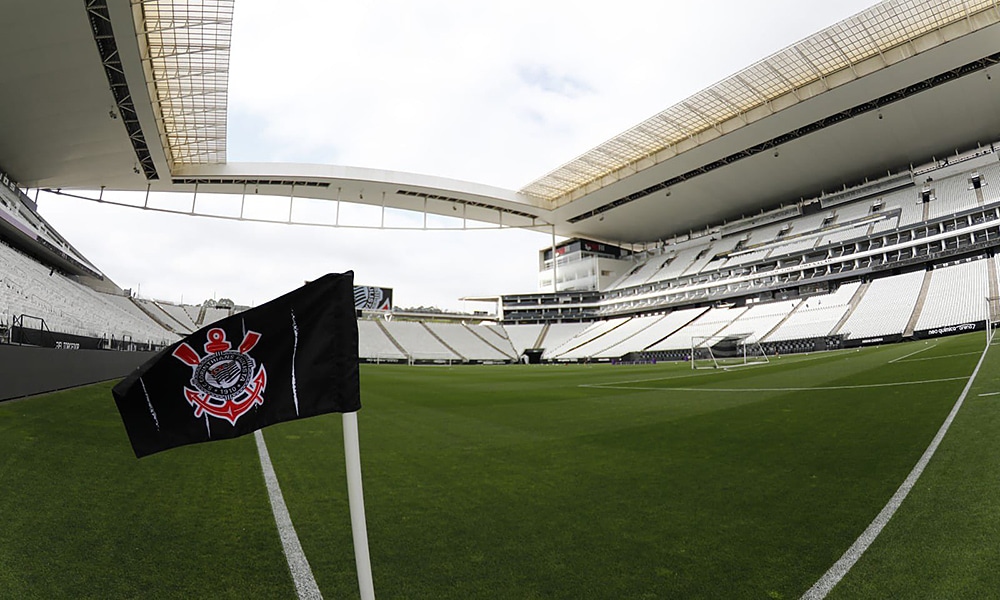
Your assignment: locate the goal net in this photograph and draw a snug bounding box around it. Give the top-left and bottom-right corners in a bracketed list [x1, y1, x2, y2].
[690, 333, 770, 370]
[987, 296, 1000, 346]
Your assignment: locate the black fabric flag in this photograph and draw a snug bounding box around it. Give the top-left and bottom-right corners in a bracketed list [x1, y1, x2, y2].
[113, 272, 360, 458]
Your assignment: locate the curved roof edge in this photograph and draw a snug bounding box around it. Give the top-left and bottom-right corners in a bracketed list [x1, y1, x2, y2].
[109, 162, 556, 230]
[520, 0, 1000, 205]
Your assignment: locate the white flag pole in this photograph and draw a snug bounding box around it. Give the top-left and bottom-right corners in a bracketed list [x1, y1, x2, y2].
[343, 411, 375, 600]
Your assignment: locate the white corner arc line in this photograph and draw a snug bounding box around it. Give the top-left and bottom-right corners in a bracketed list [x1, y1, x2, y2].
[800, 342, 991, 599]
[255, 430, 323, 600]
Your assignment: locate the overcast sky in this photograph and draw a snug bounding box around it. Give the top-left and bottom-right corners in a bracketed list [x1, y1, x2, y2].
[38, 0, 876, 311]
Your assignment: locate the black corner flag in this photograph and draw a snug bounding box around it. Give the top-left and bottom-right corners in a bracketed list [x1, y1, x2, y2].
[113, 272, 360, 458]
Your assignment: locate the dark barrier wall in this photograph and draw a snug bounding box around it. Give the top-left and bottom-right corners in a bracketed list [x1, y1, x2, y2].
[0, 346, 155, 401]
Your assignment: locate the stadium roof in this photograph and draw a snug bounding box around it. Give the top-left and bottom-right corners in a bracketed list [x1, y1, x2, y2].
[522, 0, 1000, 205]
[1, 0, 999, 243]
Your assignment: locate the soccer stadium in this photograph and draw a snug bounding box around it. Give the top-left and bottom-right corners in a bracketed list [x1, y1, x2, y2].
[3, 1, 1000, 598]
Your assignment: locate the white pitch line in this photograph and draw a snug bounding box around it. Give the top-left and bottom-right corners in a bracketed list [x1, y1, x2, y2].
[255, 430, 323, 600]
[585, 376, 968, 393]
[893, 350, 982, 363]
[888, 344, 937, 364]
[800, 341, 991, 599]
[578, 351, 846, 389]
[978, 391, 1000, 397]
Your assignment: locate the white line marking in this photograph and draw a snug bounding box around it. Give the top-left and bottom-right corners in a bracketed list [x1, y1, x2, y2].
[255, 430, 322, 599]
[978, 391, 1000, 397]
[888, 344, 936, 364]
[585, 376, 968, 393]
[800, 342, 990, 599]
[579, 351, 845, 389]
[893, 351, 981, 363]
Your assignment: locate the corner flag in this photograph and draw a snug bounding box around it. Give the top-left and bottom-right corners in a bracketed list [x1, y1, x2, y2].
[113, 272, 360, 458]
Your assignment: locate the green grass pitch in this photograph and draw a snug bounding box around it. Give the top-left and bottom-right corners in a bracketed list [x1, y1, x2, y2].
[3, 332, 1000, 599]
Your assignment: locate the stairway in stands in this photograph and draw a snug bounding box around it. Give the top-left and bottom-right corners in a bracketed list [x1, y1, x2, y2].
[532, 323, 550, 349]
[421, 322, 465, 361]
[830, 281, 871, 336]
[375, 320, 409, 358]
[903, 269, 934, 337]
[760, 299, 804, 341]
[464, 323, 516, 359]
[988, 256, 999, 300]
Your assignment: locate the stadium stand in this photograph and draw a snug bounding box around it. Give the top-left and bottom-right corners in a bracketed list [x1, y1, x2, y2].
[504, 323, 545, 355]
[598, 306, 707, 357]
[504, 156, 1000, 360]
[536, 322, 591, 355]
[913, 258, 989, 331]
[357, 320, 408, 362]
[556, 315, 663, 360]
[156, 301, 198, 332]
[424, 322, 513, 362]
[713, 299, 801, 341]
[6, 150, 1000, 364]
[544, 317, 629, 360]
[928, 174, 979, 220]
[381, 320, 460, 362]
[647, 306, 747, 352]
[836, 270, 925, 339]
[183, 304, 203, 326]
[478, 324, 519, 357]
[202, 306, 232, 325]
[765, 282, 861, 342]
[0, 241, 174, 345]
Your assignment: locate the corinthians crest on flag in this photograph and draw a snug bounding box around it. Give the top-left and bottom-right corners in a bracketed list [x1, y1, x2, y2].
[113, 272, 361, 458]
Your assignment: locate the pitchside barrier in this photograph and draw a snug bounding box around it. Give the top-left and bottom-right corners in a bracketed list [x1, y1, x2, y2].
[0, 345, 155, 401]
[912, 321, 985, 340]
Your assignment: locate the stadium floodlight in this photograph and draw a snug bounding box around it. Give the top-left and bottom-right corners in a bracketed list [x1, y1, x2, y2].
[690, 333, 770, 370]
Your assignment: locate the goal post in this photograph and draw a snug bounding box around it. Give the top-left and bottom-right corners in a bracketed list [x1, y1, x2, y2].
[986, 296, 1000, 346]
[690, 333, 770, 370]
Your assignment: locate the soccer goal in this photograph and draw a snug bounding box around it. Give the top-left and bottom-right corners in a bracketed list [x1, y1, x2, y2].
[986, 296, 1000, 346]
[690, 333, 770, 370]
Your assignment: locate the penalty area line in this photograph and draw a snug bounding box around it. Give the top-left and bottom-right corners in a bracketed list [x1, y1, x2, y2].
[255, 430, 323, 600]
[800, 339, 991, 599]
[584, 376, 967, 393]
[578, 351, 846, 389]
[887, 343, 937, 364]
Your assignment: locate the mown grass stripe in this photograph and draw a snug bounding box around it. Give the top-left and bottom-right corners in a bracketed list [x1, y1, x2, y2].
[800, 340, 991, 599]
